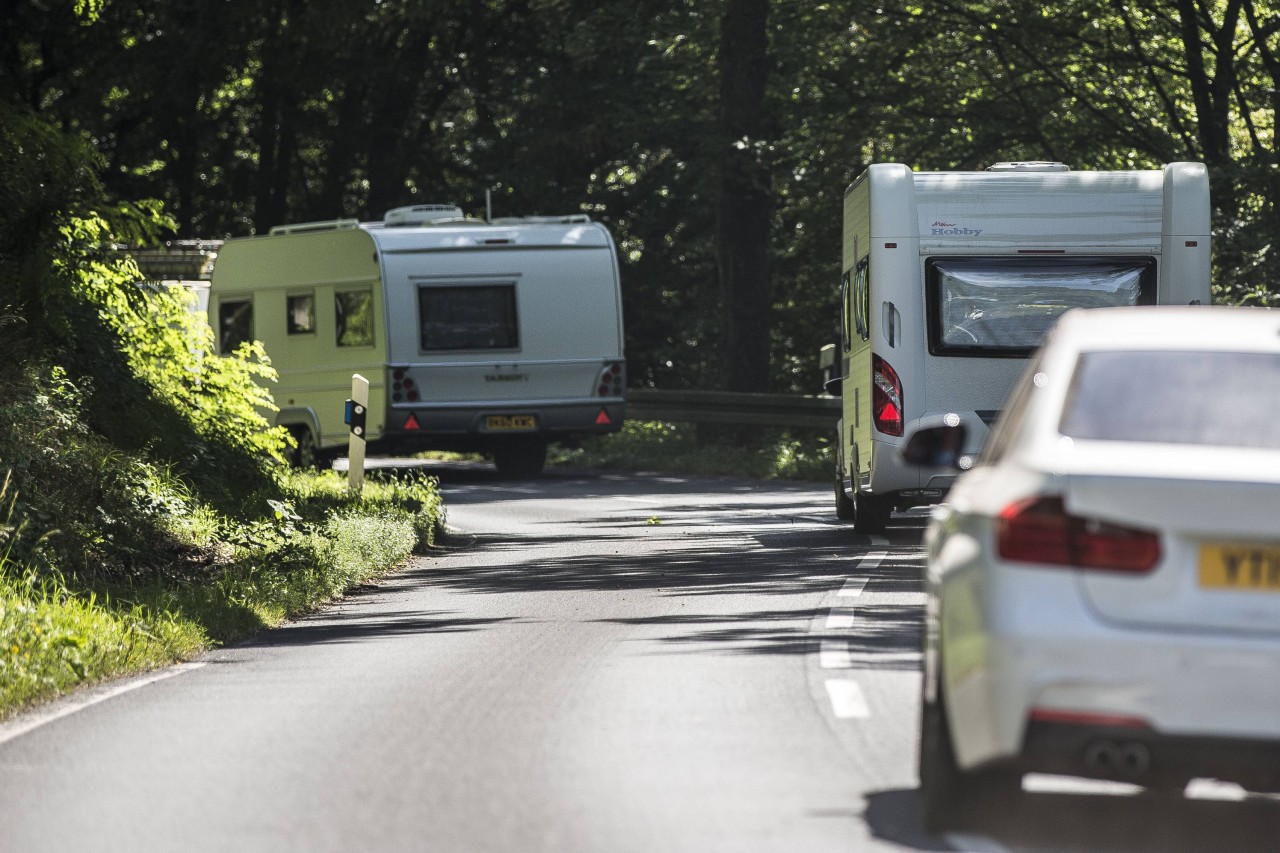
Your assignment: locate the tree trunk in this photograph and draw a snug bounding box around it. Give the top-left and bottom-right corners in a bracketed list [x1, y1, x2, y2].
[715, 0, 771, 395]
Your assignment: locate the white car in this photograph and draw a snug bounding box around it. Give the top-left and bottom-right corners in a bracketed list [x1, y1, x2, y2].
[902, 305, 1280, 831]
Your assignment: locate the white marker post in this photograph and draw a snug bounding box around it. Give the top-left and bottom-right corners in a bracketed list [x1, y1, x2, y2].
[347, 373, 369, 494]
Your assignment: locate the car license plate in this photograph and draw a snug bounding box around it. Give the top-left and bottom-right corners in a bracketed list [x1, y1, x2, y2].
[486, 414, 537, 432]
[1199, 544, 1280, 592]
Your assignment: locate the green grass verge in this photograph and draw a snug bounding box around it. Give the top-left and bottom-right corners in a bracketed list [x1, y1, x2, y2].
[0, 470, 444, 720]
[551, 420, 835, 481]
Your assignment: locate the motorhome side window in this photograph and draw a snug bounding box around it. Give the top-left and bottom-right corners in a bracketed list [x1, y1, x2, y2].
[287, 293, 315, 335]
[925, 256, 1155, 357]
[854, 258, 870, 341]
[840, 270, 853, 352]
[335, 289, 375, 347]
[418, 284, 519, 351]
[217, 297, 253, 355]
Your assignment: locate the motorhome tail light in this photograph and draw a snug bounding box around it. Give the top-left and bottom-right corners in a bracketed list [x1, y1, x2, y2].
[871, 354, 904, 436]
[996, 496, 1160, 573]
[597, 361, 625, 397]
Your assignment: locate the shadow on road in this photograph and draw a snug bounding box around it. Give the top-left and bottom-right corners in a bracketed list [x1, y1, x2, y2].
[393, 469, 930, 661]
[310, 463, 932, 662]
[864, 784, 1280, 852]
[237, 609, 517, 648]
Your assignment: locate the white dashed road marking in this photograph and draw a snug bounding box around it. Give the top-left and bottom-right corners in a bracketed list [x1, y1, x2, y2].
[825, 607, 857, 629]
[855, 550, 888, 568]
[824, 679, 871, 719]
[815, 550, 891, 720]
[836, 577, 867, 597]
[819, 640, 853, 669]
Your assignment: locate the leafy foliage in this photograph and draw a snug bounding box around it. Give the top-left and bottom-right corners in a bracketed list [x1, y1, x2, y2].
[5, 2, 1280, 388]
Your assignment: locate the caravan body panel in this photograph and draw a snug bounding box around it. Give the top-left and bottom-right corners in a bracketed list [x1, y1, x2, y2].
[837, 163, 1211, 513]
[210, 226, 387, 447]
[211, 214, 626, 457]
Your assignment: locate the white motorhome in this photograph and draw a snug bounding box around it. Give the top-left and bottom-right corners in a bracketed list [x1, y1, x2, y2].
[210, 204, 626, 475]
[832, 161, 1211, 531]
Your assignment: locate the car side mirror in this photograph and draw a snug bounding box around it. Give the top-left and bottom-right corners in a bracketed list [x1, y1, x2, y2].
[900, 417, 970, 471]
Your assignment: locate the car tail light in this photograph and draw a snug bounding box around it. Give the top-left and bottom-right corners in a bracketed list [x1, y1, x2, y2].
[597, 361, 625, 397]
[1029, 708, 1151, 729]
[996, 496, 1160, 573]
[872, 354, 903, 436]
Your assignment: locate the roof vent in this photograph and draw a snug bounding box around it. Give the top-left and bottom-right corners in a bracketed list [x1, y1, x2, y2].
[986, 161, 1070, 172]
[384, 204, 465, 226]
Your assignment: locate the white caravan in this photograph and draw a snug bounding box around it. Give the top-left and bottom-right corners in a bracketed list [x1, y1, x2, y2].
[831, 162, 1211, 531]
[210, 205, 626, 475]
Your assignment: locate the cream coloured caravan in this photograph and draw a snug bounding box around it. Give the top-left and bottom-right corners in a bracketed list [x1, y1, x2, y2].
[832, 162, 1211, 532]
[211, 205, 626, 476]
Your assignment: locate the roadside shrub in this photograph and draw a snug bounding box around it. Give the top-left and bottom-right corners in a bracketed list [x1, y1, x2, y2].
[0, 361, 218, 582]
[0, 567, 199, 712]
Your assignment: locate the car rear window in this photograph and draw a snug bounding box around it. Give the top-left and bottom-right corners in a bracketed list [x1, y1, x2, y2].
[1059, 350, 1280, 449]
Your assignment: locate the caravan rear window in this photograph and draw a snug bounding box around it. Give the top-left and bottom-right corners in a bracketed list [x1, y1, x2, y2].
[926, 257, 1155, 357]
[418, 284, 518, 351]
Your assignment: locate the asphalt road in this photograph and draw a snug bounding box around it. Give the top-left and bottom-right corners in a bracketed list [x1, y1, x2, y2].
[0, 463, 1276, 852]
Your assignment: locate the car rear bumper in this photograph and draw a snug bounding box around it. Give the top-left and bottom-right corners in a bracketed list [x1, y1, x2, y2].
[943, 569, 1280, 774]
[1017, 717, 1280, 791]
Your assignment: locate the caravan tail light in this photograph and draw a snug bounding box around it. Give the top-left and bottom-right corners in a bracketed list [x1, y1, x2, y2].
[390, 368, 421, 403]
[871, 354, 904, 436]
[996, 496, 1160, 573]
[597, 361, 625, 397]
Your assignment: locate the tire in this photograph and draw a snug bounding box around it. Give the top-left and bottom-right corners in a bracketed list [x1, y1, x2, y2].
[287, 426, 318, 470]
[493, 438, 547, 477]
[919, 692, 963, 834]
[835, 477, 855, 521]
[852, 489, 893, 534]
[919, 679, 1023, 834]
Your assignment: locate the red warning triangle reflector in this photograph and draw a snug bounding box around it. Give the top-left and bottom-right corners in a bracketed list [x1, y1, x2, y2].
[404, 413, 421, 431]
[595, 408, 611, 425]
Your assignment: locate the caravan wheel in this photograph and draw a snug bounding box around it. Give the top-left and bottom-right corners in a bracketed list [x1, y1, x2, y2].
[493, 438, 548, 478]
[287, 426, 318, 470]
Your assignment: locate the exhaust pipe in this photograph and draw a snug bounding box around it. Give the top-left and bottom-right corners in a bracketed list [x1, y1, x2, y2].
[1117, 742, 1151, 776]
[1084, 740, 1150, 779]
[1084, 740, 1119, 775]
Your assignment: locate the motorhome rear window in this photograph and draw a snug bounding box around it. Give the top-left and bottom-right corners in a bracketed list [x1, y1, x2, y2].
[926, 257, 1154, 357]
[1060, 350, 1280, 449]
[418, 284, 518, 351]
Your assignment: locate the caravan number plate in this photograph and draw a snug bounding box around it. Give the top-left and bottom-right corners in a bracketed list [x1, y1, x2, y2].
[486, 414, 538, 432]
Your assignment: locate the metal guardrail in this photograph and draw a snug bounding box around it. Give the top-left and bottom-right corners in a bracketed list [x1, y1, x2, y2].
[626, 388, 840, 429]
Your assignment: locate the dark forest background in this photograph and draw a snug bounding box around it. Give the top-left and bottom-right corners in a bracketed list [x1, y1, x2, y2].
[4, 0, 1278, 393]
